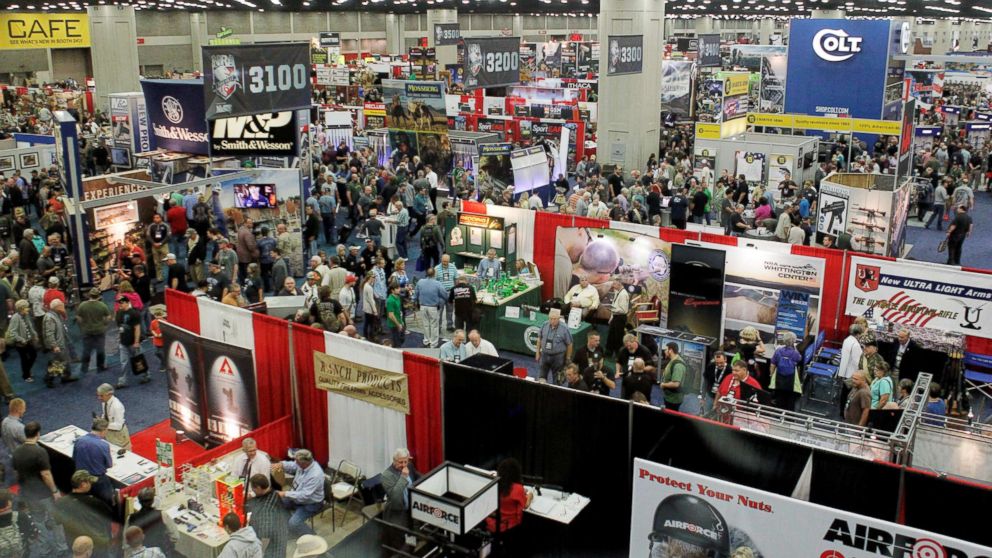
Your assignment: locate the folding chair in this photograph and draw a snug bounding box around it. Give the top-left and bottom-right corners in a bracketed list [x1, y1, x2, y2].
[329, 460, 364, 529]
[309, 474, 334, 530]
[360, 474, 386, 524]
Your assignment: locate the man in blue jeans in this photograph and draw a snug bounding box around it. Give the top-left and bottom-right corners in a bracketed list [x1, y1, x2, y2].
[274, 449, 324, 536]
[393, 199, 410, 259]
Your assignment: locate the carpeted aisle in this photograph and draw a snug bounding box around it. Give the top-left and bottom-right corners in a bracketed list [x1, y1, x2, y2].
[906, 186, 992, 267]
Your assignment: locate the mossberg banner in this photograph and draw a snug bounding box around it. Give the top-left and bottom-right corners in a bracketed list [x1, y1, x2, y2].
[209, 111, 297, 156]
[464, 37, 521, 89]
[606, 35, 644, 76]
[0, 13, 90, 49]
[202, 42, 312, 120]
[314, 352, 410, 414]
[457, 212, 504, 230]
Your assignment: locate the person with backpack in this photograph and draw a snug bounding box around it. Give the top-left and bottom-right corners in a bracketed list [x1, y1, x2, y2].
[419, 215, 444, 271]
[769, 331, 803, 412]
[309, 286, 346, 333]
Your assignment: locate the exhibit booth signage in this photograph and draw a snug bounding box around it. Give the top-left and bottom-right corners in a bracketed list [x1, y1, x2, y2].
[0, 13, 90, 49]
[313, 351, 411, 414]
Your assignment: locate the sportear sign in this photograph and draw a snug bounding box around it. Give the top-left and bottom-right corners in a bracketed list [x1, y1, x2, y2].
[845, 257, 992, 339]
[201, 43, 312, 120]
[631, 458, 992, 558]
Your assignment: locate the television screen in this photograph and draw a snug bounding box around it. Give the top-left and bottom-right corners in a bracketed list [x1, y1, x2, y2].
[234, 184, 277, 208]
[110, 147, 131, 167]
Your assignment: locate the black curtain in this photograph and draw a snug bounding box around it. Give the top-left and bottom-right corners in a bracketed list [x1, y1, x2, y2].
[903, 470, 992, 547]
[631, 406, 812, 495]
[442, 363, 632, 555]
[808, 449, 901, 521]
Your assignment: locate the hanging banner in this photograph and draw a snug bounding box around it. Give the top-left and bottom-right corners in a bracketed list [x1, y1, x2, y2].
[314, 351, 410, 414]
[698, 34, 722, 67]
[364, 101, 386, 129]
[434, 23, 461, 46]
[318, 32, 340, 49]
[209, 111, 297, 156]
[576, 42, 599, 74]
[606, 35, 643, 76]
[476, 142, 514, 191]
[668, 245, 725, 342]
[464, 37, 521, 89]
[162, 322, 208, 447]
[202, 338, 259, 446]
[846, 257, 992, 338]
[0, 13, 90, 49]
[201, 42, 312, 120]
[759, 53, 788, 113]
[630, 458, 991, 558]
[139, 79, 209, 155]
[382, 80, 451, 173]
[660, 60, 695, 120]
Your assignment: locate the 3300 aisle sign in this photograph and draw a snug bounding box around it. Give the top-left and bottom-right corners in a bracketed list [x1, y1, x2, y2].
[618, 46, 642, 64]
[485, 51, 518, 73]
[247, 63, 308, 93]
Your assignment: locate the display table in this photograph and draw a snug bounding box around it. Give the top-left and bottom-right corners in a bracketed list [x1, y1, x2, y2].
[162, 502, 229, 558]
[475, 281, 544, 346]
[744, 228, 777, 240]
[39, 425, 159, 492]
[496, 313, 592, 357]
[525, 487, 590, 525]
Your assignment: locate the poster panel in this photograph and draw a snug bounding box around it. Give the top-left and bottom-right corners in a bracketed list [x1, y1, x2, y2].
[313, 352, 410, 414]
[606, 35, 644, 76]
[693, 147, 716, 186]
[140, 79, 209, 155]
[668, 245, 726, 342]
[554, 227, 671, 325]
[698, 34, 721, 67]
[535, 40, 563, 73]
[477, 142, 514, 191]
[161, 322, 208, 447]
[816, 181, 850, 240]
[0, 13, 90, 49]
[734, 151, 765, 183]
[110, 97, 133, 149]
[630, 458, 991, 558]
[382, 80, 451, 173]
[201, 43, 312, 120]
[696, 79, 724, 124]
[434, 23, 461, 46]
[463, 37, 521, 89]
[766, 153, 794, 191]
[759, 53, 788, 114]
[846, 256, 992, 338]
[660, 61, 695, 120]
[202, 337, 259, 446]
[721, 246, 824, 354]
[576, 42, 599, 74]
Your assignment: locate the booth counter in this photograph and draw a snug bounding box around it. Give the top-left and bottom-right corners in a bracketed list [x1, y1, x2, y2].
[497, 311, 592, 357]
[40, 425, 159, 492]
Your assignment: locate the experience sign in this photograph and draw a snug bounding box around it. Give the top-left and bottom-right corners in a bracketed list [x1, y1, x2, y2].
[201, 43, 312, 120]
[464, 36, 521, 89]
[607, 35, 643, 76]
[0, 13, 90, 49]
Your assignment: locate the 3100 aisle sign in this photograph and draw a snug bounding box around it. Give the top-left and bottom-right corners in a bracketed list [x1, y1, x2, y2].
[247, 64, 308, 94]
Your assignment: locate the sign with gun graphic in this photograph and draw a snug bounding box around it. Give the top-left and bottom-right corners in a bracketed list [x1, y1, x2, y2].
[816, 183, 849, 240]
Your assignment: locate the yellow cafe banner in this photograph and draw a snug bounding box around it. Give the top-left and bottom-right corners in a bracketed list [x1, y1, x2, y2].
[314, 351, 410, 414]
[0, 13, 91, 49]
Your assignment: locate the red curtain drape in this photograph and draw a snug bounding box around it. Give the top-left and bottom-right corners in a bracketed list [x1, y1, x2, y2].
[660, 228, 700, 244]
[699, 232, 738, 246]
[291, 324, 329, 465]
[165, 289, 201, 334]
[252, 313, 293, 424]
[191, 415, 295, 469]
[533, 212, 575, 300]
[461, 200, 488, 214]
[403, 352, 443, 471]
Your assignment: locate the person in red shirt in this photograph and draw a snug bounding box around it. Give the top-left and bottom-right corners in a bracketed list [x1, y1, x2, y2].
[487, 457, 533, 550]
[165, 203, 189, 259]
[42, 276, 66, 310]
[715, 360, 763, 410]
[149, 305, 166, 373]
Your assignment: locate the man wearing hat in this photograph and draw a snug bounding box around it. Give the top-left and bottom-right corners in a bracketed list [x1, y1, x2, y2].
[76, 288, 111, 375]
[53, 470, 114, 558]
[164, 253, 188, 293]
[339, 274, 358, 322]
[43, 275, 66, 310]
[301, 271, 321, 309]
[114, 296, 148, 388]
[206, 260, 231, 301]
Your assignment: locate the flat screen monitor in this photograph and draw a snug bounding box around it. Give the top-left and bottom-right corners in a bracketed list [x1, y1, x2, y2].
[110, 147, 131, 168]
[233, 183, 277, 208]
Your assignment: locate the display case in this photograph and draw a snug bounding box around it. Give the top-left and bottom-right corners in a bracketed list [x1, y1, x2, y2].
[445, 212, 517, 272]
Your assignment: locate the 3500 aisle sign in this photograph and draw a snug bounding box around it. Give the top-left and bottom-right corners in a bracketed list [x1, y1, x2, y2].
[484, 51, 518, 73]
[247, 64, 308, 94]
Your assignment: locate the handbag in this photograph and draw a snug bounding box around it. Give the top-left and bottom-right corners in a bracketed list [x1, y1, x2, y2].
[130, 352, 149, 376]
[937, 239, 947, 253]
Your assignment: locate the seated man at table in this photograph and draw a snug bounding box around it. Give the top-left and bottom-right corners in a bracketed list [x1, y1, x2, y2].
[439, 329, 468, 363]
[622, 358, 655, 402]
[564, 277, 600, 319]
[381, 448, 421, 520]
[231, 437, 272, 497]
[272, 449, 324, 537]
[477, 249, 502, 280]
[71, 418, 114, 508]
[465, 330, 499, 358]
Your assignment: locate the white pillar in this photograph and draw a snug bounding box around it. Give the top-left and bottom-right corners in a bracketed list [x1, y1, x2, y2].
[87, 6, 141, 111]
[190, 12, 208, 73]
[427, 9, 459, 67]
[596, 0, 665, 172]
[386, 14, 404, 54]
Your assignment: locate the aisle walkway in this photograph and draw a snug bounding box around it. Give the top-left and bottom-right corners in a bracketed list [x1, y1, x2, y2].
[905, 187, 992, 268]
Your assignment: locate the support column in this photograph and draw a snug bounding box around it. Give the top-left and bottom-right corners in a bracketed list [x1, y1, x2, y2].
[810, 9, 846, 19]
[190, 12, 208, 73]
[596, 0, 664, 173]
[385, 14, 404, 55]
[427, 9, 459, 67]
[759, 18, 774, 45]
[512, 14, 524, 38]
[87, 6, 140, 111]
[696, 16, 715, 35]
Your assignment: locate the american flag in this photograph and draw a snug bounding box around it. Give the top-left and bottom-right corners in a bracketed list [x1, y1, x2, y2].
[878, 290, 937, 327]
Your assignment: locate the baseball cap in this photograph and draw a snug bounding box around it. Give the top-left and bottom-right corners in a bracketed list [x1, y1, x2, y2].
[345, 274, 357, 284]
[48, 277, 59, 285]
[163, 253, 176, 261]
[71, 470, 98, 488]
[88, 287, 102, 298]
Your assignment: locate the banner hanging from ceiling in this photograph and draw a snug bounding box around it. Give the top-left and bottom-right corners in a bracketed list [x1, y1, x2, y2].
[463, 37, 521, 89]
[140, 79, 209, 155]
[698, 34, 721, 67]
[201, 43, 312, 120]
[0, 13, 90, 49]
[434, 23, 461, 46]
[606, 35, 643, 76]
[209, 111, 298, 156]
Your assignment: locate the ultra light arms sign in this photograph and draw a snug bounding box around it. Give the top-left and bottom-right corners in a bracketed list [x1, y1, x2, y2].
[0, 13, 90, 49]
[313, 351, 410, 414]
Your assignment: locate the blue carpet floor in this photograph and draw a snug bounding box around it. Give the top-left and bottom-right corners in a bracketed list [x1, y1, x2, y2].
[905, 188, 992, 268]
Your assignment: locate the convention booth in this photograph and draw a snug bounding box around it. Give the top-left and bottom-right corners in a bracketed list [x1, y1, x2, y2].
[0, 141, 56, 177]
[815, 172, 912, 257]
[693, 131, 818, 199]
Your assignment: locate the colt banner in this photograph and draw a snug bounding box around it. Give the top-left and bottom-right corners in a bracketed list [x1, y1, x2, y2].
[463, 37, 521, 89]
[202, 43, 312, 120]
[846, 257, 992, 339]
[630, 458, 991, 558]
[606, 35, 643, 76]
[0, 13, 90, 49]
[314, 351, 411, 414]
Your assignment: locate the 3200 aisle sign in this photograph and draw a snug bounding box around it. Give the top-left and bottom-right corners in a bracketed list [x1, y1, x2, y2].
[484, 52, 519, 73]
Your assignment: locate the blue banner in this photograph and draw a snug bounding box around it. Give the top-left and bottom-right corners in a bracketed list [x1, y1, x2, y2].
[785, 19, 892, 119]
[140, 79, 209, 155]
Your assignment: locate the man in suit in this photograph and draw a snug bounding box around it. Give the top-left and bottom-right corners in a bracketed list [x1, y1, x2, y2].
[886, 329, 921, 382]
[702, 353, 731, 410]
